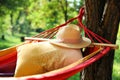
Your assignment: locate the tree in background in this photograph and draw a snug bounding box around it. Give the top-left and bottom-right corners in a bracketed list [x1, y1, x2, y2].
[37, 0, 82, 29]
[0, 0, 82, 36]
[81, 0, 120, 80]
[0, 0, 32, 36]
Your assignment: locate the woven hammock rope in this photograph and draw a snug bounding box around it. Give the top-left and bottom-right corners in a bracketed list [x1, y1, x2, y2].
[0, 7, 117, 80]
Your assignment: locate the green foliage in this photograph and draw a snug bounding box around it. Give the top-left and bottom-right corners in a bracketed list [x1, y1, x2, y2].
[0, 0, 84, 36]
[0, 0, 33, 35]
[0, 15, 10, 35]
[0, 0, 30, 16]
[112, 35, 120, 80]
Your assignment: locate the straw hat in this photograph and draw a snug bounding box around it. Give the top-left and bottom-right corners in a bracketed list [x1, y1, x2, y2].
[50, 24, 91, 49]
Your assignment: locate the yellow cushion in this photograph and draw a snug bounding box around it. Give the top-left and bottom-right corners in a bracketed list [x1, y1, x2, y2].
[14, 41, 82, 77]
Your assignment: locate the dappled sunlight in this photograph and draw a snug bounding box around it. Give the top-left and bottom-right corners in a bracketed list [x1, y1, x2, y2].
[0, 34, 21, 49]
[112, 28, 120, 80]
[113, 63, 120, 80]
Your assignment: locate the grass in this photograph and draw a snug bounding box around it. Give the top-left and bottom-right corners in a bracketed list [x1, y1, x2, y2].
[68, 73, 80, 80]
[0, 34, 21, 49]
[112, 27, 120, 80]
[0, 32, 120, 80]
[0, 32, 37, 49]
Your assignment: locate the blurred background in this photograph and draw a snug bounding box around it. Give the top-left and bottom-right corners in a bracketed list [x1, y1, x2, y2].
[0, 0, 119, 80]
[0, 0, 84, 47]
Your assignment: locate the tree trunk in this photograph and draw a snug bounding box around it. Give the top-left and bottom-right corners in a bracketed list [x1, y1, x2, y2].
[10, 11, 22, 35]
[58, 0, 68, 22]
[1, 34, 5, 40]
[10, 12, 15, 35]
[81, 0, 120, 80]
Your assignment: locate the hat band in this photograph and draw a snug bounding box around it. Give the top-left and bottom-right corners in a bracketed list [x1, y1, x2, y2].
[58, 38, 82, 44]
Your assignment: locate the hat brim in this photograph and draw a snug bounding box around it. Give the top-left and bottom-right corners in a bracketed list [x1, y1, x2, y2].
[50, 37, 91, 49]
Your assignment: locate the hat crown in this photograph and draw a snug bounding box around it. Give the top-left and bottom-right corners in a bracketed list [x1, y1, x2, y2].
[56, 24, 82, 43]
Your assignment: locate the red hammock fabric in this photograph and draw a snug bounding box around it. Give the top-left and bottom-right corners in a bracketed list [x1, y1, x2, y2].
[0, 7, 111, 80]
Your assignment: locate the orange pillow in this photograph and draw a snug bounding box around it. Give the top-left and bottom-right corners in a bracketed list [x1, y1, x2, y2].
[14, 41, 82, 77]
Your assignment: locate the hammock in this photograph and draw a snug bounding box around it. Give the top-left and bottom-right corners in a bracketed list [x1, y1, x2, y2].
[0, 7, 118, 80]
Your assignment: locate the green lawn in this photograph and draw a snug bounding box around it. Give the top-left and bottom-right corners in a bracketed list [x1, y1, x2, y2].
[0, 34, 21, 49]
[0, 33, 120, 80]
[112, 37, 120, 80]
[0, 32, 37, 49]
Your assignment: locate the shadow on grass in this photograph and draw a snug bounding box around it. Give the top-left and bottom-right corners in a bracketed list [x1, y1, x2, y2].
[0, 36, 21, 49]
[0, 39, 12, 49]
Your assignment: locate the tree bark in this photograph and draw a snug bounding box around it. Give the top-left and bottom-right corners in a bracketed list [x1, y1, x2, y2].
[81, 0, 120, 80]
